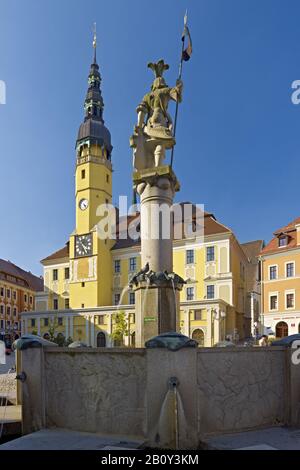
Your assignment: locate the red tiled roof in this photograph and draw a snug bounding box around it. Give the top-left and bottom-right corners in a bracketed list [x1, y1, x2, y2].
[261, 217, 300, 255]
[41, 243, 69, 263]
[112, 208, 231, 250]
[41, 205, 233, 258]
[241, 240, 264, 261]
[274, 216, 300, 235]
[0, 259, 43, 291]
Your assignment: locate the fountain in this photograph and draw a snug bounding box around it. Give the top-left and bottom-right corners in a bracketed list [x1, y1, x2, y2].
[7, 58, 201, 452]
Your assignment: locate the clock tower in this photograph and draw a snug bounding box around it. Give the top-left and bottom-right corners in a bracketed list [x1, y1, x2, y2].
[69, 32, 113, 309]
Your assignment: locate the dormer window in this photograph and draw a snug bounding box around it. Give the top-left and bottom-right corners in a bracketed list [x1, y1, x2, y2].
[279, 236, 288, 247]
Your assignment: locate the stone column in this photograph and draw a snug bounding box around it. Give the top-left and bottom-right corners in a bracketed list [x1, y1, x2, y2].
[124, 313, 130, 346]
[91, 316, 95, 347]
[65, 316, 69, 339]
[136, 166, 179, 273]
[85, 316, 90, 346]
[213, 308, 221, 344]
[220, 311, 225, 341]
[107, 313, 113, 347]
[37, 317, 41, 336]
[69, 316, 74, 339]
[206, 308, 213, 346]
[133, 166, 183, 347]
[184, 309, 190, 337]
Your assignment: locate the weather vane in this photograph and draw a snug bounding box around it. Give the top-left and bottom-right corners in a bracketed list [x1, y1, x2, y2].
[93, 22, 97, 62]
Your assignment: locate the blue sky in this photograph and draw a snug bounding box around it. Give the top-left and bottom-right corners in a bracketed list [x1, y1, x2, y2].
[1, 0, 300, 275]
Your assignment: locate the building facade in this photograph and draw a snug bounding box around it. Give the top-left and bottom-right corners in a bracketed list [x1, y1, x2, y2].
[21, 45, 261, 347]
[0, 259, 43, 341]
[260, 217, 300, 338]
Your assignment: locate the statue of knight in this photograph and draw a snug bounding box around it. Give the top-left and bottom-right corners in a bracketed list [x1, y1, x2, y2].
[130, 59, 183, 170]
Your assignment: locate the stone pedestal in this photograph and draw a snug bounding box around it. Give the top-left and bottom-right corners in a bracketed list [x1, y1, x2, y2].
[134, 278, 182, 348]
[132, 166, 184, 347]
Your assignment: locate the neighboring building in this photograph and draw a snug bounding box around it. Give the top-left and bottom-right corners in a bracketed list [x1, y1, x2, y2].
[0, 259, 43, 340]
[21, 43, 259, 347]
[260, 217, 300, 338]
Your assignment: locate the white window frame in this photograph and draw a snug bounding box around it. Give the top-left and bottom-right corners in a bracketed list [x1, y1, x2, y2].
[269, 292, 279, 312]
[285, 261, 295, 278]
[269, 264, 278, 280]
[186, 249, 195, 265]
[186, 286, 195, 301]
[129, 257, 137, 273]
[129, 291, 135, 305]
[206, 246, 215, 262]
[278, 236, 288, 247]
[207, 284, 215, 300]
[285, 289, 295, 310]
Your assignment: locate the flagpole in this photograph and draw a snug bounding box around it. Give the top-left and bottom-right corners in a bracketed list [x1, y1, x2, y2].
[170, 16, 186, 169]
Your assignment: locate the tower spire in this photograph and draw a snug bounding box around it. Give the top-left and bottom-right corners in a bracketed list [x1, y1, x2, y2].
[93, 22, 97, 64]
[76, 27, 113, 160]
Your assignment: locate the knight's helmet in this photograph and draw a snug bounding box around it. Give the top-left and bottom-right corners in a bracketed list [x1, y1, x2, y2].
[148, 59, 169, 91]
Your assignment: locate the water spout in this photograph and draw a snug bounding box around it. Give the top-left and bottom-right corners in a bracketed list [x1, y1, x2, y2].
[117, 285, 130, 308]
[155, 376, 187, 449]
[169, 377, 179, 450]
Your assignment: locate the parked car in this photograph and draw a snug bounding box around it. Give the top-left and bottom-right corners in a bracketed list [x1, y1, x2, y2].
[12, 334, 56, 350]
[271, 334, 300, 348]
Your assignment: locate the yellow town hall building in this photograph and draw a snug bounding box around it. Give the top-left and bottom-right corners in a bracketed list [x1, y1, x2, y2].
[21, 47, 261, 347]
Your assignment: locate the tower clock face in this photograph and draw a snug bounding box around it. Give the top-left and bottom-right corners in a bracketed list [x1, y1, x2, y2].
[75, 233, 93, 257]
[79, 198, 89, 211]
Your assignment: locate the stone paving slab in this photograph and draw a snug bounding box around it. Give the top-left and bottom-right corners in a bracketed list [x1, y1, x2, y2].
[0, 428, 144, 450]
[206, 427, 300, 450]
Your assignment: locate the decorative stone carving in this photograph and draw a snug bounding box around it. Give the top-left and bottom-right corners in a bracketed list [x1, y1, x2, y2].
[130, 60, 183, 170]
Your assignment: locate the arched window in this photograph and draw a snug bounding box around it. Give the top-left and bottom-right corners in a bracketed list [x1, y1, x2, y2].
[276, 321, 288, 339]
[97, 331, 106, 347]
[192, 328, 205, 347]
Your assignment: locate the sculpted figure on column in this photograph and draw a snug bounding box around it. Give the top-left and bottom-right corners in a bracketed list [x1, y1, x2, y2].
[130, 59, 183, 170]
